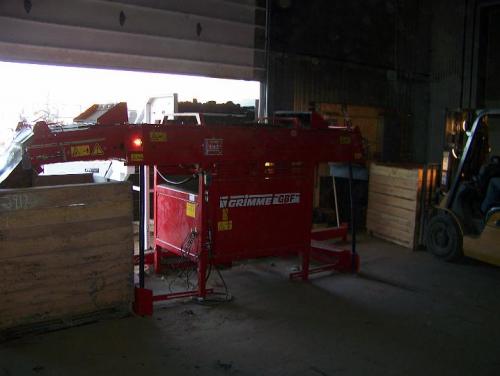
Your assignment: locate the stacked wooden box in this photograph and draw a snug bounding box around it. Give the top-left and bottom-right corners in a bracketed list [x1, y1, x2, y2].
[367, 163, 437, 249]
[0, 182, 133, 337]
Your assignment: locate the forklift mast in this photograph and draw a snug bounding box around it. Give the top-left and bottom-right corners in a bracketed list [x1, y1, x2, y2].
[445, 109, 500, 209]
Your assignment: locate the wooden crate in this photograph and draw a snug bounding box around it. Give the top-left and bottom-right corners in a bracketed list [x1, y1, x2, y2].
[366, 163, 438, 249]
[0, 182, 134, 336]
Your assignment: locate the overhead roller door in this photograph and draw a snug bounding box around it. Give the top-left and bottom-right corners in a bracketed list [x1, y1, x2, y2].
[0, 0, 266, 81]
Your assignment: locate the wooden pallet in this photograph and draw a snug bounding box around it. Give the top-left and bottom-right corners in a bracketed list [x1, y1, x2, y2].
[366, 162, 438, 249]
[0, 182, 134, 334]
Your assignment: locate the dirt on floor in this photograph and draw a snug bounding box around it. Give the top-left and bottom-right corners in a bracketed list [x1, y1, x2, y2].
[1, 234, 500, 376]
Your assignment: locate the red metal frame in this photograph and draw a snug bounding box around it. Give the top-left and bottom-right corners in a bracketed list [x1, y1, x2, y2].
[28, 120, 364, 171]
[73, 102, 129, 125]
[27, 113, 364, 315]
[311, 223, 349, 241]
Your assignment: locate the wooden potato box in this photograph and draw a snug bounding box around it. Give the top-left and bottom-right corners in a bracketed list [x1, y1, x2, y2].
[367, 163, 437, 249]
[0, 182, 133, 336]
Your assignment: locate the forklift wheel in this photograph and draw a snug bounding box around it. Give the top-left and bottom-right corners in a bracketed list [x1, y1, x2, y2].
[426, 212, 463, 261]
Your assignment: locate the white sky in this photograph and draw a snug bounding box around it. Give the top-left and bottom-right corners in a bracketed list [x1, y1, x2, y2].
[0, 61, 260, 143]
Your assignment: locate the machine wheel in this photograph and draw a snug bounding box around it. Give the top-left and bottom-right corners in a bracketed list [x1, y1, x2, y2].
[426, 212, 463, 261]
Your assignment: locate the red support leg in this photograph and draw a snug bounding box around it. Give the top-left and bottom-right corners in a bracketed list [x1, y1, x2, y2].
[133, 287, 153, 316]
[197, 251, 208, 298]
[290, 246, 360, 280]
[154, 245, 162, 274]
[301, 246, 310, 281]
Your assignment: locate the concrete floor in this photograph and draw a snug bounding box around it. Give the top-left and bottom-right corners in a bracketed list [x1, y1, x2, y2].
[2, 235, 500, 376]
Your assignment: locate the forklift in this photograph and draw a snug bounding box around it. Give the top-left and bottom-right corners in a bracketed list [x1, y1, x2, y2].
[426, 109, 500, 265]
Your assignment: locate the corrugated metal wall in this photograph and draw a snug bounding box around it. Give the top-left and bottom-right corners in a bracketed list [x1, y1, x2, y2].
[0, 0, 266, 80]
[268, 0, 432, 162]
[288, 56, 394, 111]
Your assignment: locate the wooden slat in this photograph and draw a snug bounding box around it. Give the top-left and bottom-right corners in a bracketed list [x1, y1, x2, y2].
[367, 221, 414, 245]
[0, 260, 131, 286]
[0, 201, 132, 230]
[1, 217, 130, 241]
[368, 181, 418, 200]
[0, 182, 131, 213]
[370, 163, 421, 181]
[367, 221, 414, 246]
[0, 240, 132, 266]
[368, 191, 418, 211]
[0, 259, 131, 284]
[367, 201, 416, 221]
[366, 210, 415, 231]
[369, 174, 419, 190]
[0, 223, 132, 258]
[1, 275, 131, 304]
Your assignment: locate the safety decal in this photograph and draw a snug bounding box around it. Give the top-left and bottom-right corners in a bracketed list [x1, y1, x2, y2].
[217, 220, 232, 231]
[70, 144, 91, 158]
[217, 208, 232, 231]
[222, 208, 229, 221]
[130, 152, 144, 162]
[186, 202, 196, 218]
[340, 136, 352, 145]
[150, 131, 167, 142]
[92, 143, 104, 156]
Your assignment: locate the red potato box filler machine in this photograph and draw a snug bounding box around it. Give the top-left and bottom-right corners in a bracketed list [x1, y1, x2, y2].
[25, 107, 364, 314]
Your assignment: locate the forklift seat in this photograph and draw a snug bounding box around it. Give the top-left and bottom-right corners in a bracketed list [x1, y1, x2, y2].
[477, 156, 500, 194]
[485, 206, 500, 226]
[480, 177, 500, 214]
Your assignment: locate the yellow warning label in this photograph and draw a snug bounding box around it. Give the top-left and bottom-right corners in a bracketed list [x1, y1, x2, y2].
[92, 143, 104, 156]
[340, 136, 351, 145]
[222, 208, 229, 221]
[130, 153, 144, 162]
[217, 220, 232, 231]
[186, 202, 196, 218]
[71, 145, 91, 158]
[150, 131, 167, 142]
